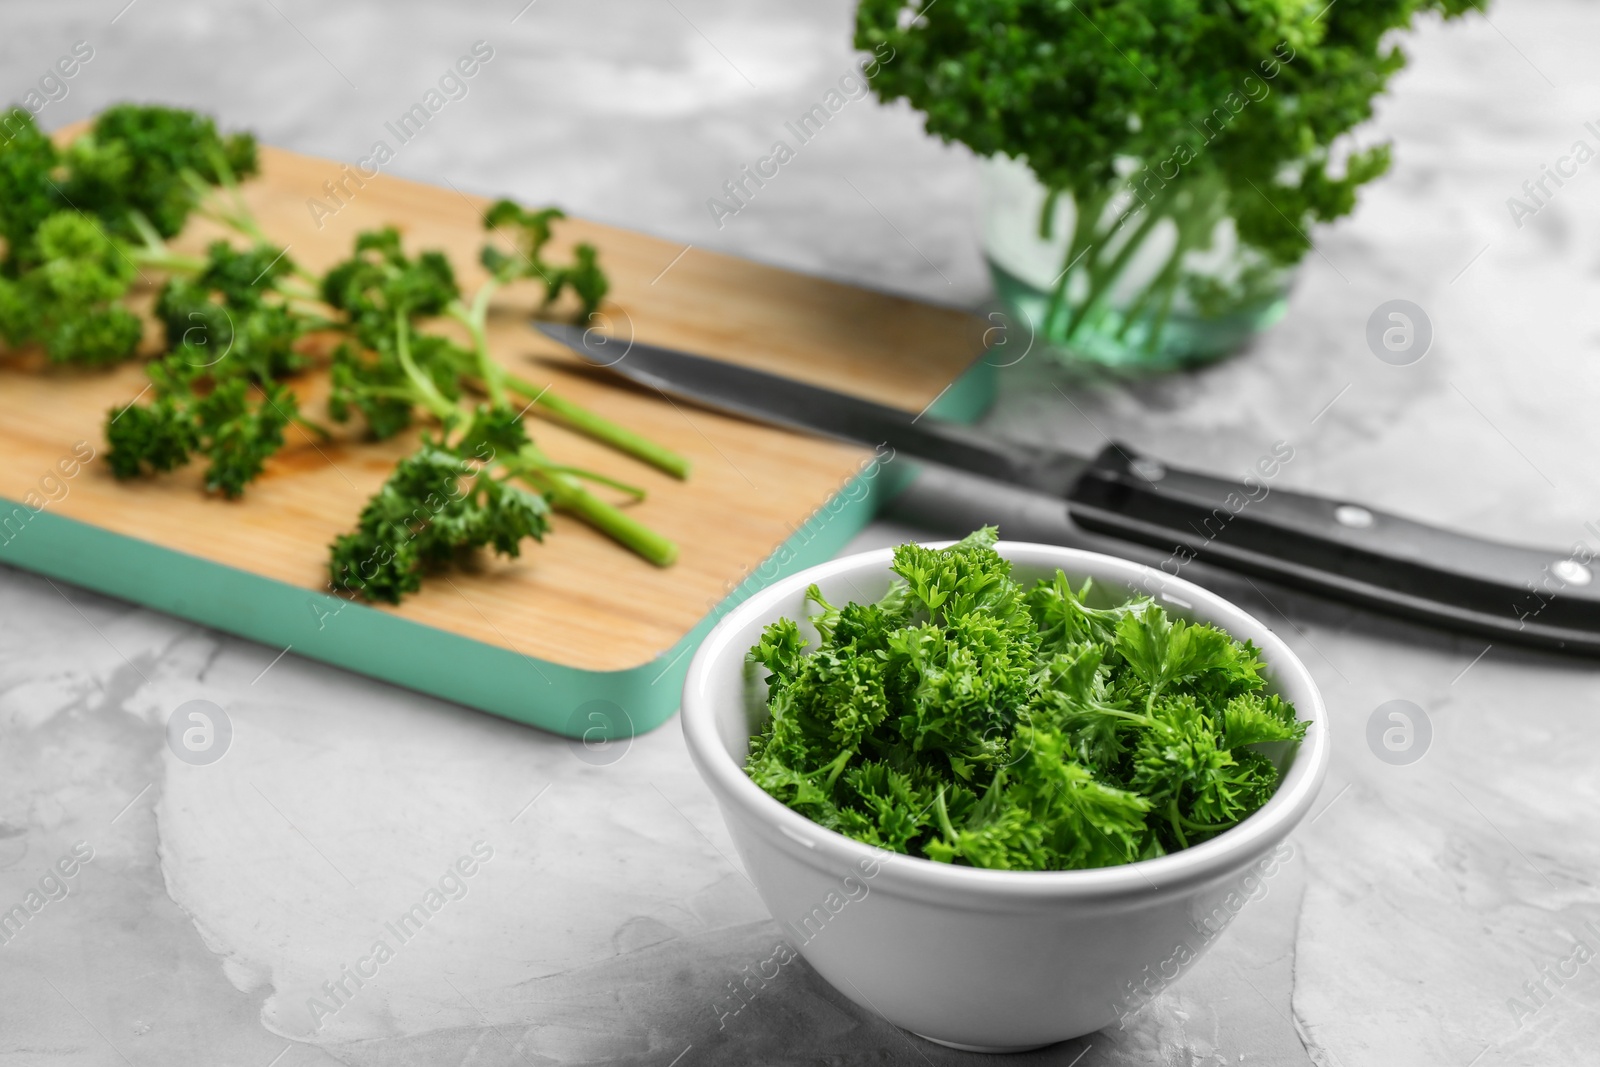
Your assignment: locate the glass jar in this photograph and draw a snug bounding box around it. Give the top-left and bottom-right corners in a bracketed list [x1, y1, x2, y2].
[979, 155, 1294, 372]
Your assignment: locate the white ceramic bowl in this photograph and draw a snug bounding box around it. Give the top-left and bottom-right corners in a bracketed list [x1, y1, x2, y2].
[681, 542, 1328, 1052]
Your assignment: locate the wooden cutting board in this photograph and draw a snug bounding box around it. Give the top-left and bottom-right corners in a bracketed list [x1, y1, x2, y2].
[0, 142, 992, 737]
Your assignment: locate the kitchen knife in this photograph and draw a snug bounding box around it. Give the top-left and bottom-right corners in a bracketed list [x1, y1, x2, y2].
[536, 321, 1600, 655]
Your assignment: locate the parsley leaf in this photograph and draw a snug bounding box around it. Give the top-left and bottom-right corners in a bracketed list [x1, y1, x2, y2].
[327, 430, 551, 604]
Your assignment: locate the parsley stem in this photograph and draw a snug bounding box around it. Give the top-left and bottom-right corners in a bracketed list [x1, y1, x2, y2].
[501, 372, 692, 480]
[447, 287, 505, 407]
[127, 245, 206, 274]
[393, 308, 460, 427]
[1093, 706, 1158, 729]
[447, 289, 692, 480]
[124, 209, 207, 273]
[536, 464, 646, 500]
[1041, 185, 1109, 338]
[1038, 187, 1060, 240]
[1064, 191, 1170, 344]
[547, 480, 678, 566]
[1143, 268, 1182, 355]
[289, 409, 332, 440]
[821, 748, 854, 792]
[275, 282, 323, 304]
[1113, 239, 1184, 342]
[935, 786, 959, 846]
[182, 164, 321, 289]
[507, 446, 677, 567]
[1168, 799, 1189, 849]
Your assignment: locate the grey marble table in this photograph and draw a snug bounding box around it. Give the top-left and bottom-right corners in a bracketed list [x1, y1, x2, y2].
[3, 1, 1599, 1064]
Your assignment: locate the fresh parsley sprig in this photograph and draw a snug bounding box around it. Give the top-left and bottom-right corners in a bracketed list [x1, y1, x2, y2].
[0, 104, 257, 366]
[103, 232, 332, 497]
[323, 231, 678, 585]
[328, 410, 552, 605]
[458, 200, 688, 480]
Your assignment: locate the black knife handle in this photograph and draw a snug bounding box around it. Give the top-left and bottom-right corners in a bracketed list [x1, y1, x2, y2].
[1065, 443, 1600, 654]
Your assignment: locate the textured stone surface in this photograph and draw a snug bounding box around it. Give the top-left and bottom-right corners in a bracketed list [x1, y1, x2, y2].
[3, 1, 1599, 1064]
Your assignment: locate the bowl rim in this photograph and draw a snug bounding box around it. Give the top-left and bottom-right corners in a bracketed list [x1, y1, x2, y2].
[681, 540, 1330, 904]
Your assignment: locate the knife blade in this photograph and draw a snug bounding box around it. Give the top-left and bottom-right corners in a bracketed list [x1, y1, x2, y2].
[536, 321, 1600, 656]
[534, 323, 1087, 493]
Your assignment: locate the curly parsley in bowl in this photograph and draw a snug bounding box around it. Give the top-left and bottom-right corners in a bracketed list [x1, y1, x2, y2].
[744, 527, 1306, 872]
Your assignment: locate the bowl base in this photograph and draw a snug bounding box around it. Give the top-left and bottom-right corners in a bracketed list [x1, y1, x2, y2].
[912, 1032, 1058, 1055]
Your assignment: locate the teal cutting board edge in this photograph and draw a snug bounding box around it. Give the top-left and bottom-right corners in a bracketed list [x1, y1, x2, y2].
[0, 357, 995, 741]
